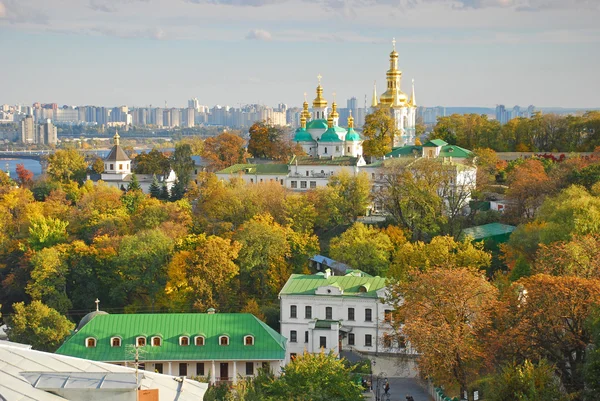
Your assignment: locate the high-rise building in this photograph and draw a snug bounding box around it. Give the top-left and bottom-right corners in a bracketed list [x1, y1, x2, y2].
[38, 119, 57, 145]
[496, 104, 535, 124]
[20, 115, 36, 143]
[183, 108, 195, 128]
[188, 98, 200, 111]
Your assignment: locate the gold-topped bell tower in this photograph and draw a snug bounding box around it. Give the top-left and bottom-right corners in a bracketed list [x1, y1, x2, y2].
[379, 38, 408, 108]
[312, 74, 328, 120]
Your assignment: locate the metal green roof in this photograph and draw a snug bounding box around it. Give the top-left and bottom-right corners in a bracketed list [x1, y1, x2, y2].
[289, 155, 360, 166]
[56, 313, 286, 362]
[216, 163, 288, 175]
[306, 119, 328, 130]
[294, 128, 314, 142]
[386, 144, 472, 159]
[314, 320, 339, 329]
[438, 145, 473, 158]
[345, 128, 361, 142]
[320, 127, 343, 142]
[386, 146, 422, 158]
[423, 139, 448, 147]
[279, 274, 387, 298]
[216, 164, 255, 174]
[461, 223, 516, 241]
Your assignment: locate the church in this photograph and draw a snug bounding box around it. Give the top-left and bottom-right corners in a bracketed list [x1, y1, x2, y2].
[293, 38, 417, 154]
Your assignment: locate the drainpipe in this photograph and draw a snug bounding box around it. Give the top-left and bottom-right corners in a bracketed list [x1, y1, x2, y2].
[375, 300, 379, 356]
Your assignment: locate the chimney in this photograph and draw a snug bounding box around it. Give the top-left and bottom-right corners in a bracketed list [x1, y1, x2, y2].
[324, 268, 331, 279]
[207, 308, 216, 314]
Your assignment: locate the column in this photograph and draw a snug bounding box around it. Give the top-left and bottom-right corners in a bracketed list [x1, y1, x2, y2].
[211, 361, 216, 385]
[233, 361, 237, 384]
[168, 362, 172, 376]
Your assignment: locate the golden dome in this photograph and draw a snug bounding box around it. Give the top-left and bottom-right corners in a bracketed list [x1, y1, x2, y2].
[379, 37, 408, 108]
[302, 93, 311, 120]
[313, 74, 327, 109]
[330, 98, 339, 119]
[327, 113, 334, 128]
[348, 110, 354, 129]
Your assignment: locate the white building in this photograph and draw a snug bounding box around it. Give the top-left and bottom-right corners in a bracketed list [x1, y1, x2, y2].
[279, 269, 406, 364]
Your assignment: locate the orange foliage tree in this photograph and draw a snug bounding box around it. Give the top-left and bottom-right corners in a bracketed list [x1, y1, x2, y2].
[505, 159, 555, 223]
[201, 132, 248, 172]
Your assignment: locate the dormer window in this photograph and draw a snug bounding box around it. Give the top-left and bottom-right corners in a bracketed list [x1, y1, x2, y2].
[111, 337, 122, 347]
[151, 336, 162, 347]
[86, 337, 97, 348]
[136, 336, 146, 347]
[195, 336, 205, 346]
[244, 335, 254, 346]
[180, 336, 190, 346]
[219, 335, 229, 346]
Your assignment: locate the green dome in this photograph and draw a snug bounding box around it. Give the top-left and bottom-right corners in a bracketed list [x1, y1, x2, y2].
[306, 119, 328, 130]
[294, 128, 313, 142]
[345, 128, 361, 142]
[320, 127, 343, 142]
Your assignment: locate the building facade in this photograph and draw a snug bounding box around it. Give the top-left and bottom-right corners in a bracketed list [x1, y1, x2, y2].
[56, 311, 287, 384]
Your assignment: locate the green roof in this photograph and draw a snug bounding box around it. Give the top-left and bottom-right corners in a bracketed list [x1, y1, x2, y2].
[279, 273, 387, 298]
[56, 313, 286, 362]
[438, 145, 473, 158]
[423, 139, 448, 147]
[294, 128, 313, 142]
[386, 146, 422, 158]
[461, 223, 516, 241]
[289, 155, 360, 166]
[320, 127, 343, 142]
[306, 119, 328, 130]
[345, 128, 361, 142]
[314, 320, 339, 330]
[216, 163, 289, 175]
[385, 144, 472, 159]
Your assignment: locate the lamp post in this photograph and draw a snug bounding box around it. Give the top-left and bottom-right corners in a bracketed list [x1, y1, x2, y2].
[370, 360, 376, 392]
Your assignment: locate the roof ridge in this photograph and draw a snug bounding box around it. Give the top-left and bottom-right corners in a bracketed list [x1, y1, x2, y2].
[251, 315, 286, 351]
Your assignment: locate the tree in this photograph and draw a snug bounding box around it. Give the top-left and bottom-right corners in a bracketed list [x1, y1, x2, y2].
[504, 159, 554, 224]
[176, 136, 204, 155]
[283, 194, 318, 233]
[171, 143, 195, 186]
[15, 163, 34, 188]
[28, 215, 69, 251]
[533, 235, 600, 279]
[390, 267, 497, 400]
[327, 171, 371, 223]
[7, 301, 74, 352]
[241, 298, 266, 322]
[47, 149, 88, 183]
[481, 360, 566, 401]
[268, 352, 363, 401]
[362, 107, 398, 157]
[330, 222, 393, 276]
[248, 122, 294, 161]
[133, 149, 171, 177]
[159, 182, 169, 201]
[430, 114, 501, 150]
[127, 173, 141, 192]
[149, 174, 161, 198]
[26, 246, 72, 314]
[201, 132, 248, 172]
[90, 157, 105, 174]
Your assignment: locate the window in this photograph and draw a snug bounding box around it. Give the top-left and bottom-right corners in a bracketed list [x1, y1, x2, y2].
[324, 147, 328, 154]
[306, 170, 309, 176]
[321, 170, 324, 174]
[136, 336, 146, 347]
[290, 330, 297, 343]
[260, 179, 263, 183]
[372, 173, 375, 179]
[179, 363, 187, 377]
[310, 181, 316, 189]
[250, 178, 253, 183]
[151, 336, 162, 347]
[195, 336, 205, 346]
[301, 181, 307, 189]
[119, 164, 123, 170]
[348, 308, 355, 321]
[110, 164, 114, 170]
[326, 307, 333, 320]
[305, 306, 312, 319]
[348, 333, 355, 346]
[155, 363, 163, 374]
[335, 146, 339, 152]
[104, 164, 107, 170]
[111, 337, 121, 347]
[180, 336, 190, 346]
[86, 337, 96, 348]
[347, 147, 350, 152]
[244, 335, 254, 345]
[319, 336, 327, 349]
[365, 334, 373, 347]
[290, 305, 297, 318]
[197, 363, 205, 376]
[291, 181, 297, 189]
[384, 310, 393, 323]
[246, 362, 254, 376]
[220, 336, 229, 346]
[365, 308, 372, 322]
[305, 331, 309, 343]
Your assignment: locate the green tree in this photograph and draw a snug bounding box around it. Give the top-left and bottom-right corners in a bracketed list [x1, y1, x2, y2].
[26, 246, 72, 314]
[28, 216, 69, 251]
[7, 300, 74, 351]
[171, 143, 195, 186]
[169, 180, 186, 202]
[283, 194, 318, 233]
[127, 173, 141, 192]
[330, 222, 393, 276]
[268, 352, 363, 401]
[328, 171, 371, 223]
[47, 149, 88, 183]
[90, 157, 105, 174]
[159, 182, 169, 201]
[133, 149, 171, 177]
[149, 175, 161, 198]
[362, 107, 398, 157]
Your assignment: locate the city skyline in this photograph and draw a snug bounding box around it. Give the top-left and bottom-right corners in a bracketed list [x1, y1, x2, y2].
[1, 0, 599, 108]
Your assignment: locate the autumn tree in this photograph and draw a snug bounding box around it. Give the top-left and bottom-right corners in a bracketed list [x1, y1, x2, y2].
[362, 107, 398, 157]
[430, 114, 501, 150]
[171, 143, 195, 186]
[533, 235, 600, 279]
[7, 300, 74, 351]
[90, 156, 105, 174]
[176, 136, 204, 155]
[133, 149, 171, 177]
[26, 246, 71, 314]
[504, 159, 554, 224]
[391, 267, 497, 400]
[15, 163, 34, 188]
[283, 193, 318, 233]
[47, 149, 88, 184]
[201, 132, 248, 172]
[28, 215, 69, 251]
[330, 222, 393, 276]
[248, 121, 294, 161]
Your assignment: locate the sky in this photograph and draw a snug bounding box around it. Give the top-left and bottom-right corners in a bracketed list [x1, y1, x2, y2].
[0, 0, 599, 109]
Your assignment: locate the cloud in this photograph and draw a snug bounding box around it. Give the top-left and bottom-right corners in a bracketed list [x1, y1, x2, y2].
[89, 0, 150, 13]
[89, 26, 167, 40]
[188, 0, 288, 5]
[0, 0, 48, 24]
[246, 28, 272, 40]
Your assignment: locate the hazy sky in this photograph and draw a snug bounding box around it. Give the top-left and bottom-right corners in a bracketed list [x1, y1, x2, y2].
[1, 0, 599, 108]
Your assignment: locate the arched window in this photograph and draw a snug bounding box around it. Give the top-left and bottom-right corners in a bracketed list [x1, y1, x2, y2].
[136, 336, 146, 347]
[111, 337, 122, 347]
[219, 335, 229, 346]
[151, 336, 162, 347]
[324, 147, 328, 154]
[180, 336, 190, 346]
[244, 335, 254, 346]
[86, 337, 96, 348]
[195, 336, 205, 346]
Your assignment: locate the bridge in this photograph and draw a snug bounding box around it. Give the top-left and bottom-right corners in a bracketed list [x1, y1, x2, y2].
[0, 150, 54, 161]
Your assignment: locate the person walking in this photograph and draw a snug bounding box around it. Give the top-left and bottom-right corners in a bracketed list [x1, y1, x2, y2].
[384, 381, 390, 395]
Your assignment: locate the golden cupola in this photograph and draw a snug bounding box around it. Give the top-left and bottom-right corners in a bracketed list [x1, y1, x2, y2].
[302, 92, 311, 120]
[379, 38, 408, 108]
[330, 94, 339, 119]
[347, 111, 354, 129]
[313, 74, 328, 109]
[327, 112, 334, 128]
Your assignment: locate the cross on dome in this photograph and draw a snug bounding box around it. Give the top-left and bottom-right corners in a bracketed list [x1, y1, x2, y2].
[317, 74, 322, 85]
[304, 92, 307, 101]
[392, 37, 396, 50]
[95, 298, 100, 311]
